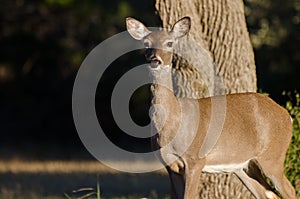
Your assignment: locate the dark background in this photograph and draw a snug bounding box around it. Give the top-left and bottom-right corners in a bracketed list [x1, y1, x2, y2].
[0, 0, 299, 160]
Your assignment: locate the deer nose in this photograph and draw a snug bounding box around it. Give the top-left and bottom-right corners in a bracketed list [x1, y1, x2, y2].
[145, 49, 162, 67]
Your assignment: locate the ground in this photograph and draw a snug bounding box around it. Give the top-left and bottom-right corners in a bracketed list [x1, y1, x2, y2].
[0, 160, 170, 199]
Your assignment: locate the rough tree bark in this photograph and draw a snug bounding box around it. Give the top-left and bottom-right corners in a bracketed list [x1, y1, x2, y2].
[155, 0, 257, 198]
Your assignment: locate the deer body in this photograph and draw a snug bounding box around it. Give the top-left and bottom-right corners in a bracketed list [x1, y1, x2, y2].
[126, 17, 296, 199]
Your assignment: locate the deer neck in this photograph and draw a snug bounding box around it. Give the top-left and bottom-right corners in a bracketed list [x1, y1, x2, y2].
[149, 65, 174, 104]
[149, 65, 181, 145]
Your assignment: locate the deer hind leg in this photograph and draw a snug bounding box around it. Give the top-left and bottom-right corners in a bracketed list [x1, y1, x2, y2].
[246, 159, 273, 190]
[243, 159, 281, 199]
[257, 158, 297, 199]
[234, 168, 270, 199]
[269, 175, 296, 199]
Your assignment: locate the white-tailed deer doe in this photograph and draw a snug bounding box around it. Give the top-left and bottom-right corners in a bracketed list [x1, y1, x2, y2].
[126, 17, 296, 199]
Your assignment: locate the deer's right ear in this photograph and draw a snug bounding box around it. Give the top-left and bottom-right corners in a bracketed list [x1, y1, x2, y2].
[126, 17, 151, 40]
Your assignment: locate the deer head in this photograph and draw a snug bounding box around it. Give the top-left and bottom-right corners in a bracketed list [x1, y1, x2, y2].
[126, 17, 191, 68]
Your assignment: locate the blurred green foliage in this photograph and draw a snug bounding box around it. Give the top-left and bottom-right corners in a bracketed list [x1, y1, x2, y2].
[283, 91, 300, 197]
[0, 0, 297, 102]
[0, 0, 157, 149]
[45, 0, 74, 6]
[244, 0, 300, 99]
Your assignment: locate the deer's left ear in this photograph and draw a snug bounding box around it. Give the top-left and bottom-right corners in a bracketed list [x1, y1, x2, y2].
[171, 17, 191, 39]
[126, 17, 151, 40]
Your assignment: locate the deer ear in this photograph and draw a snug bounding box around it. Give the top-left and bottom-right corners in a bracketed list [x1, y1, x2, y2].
[171, 17, 191, 39]
[126, 17, 151, 40]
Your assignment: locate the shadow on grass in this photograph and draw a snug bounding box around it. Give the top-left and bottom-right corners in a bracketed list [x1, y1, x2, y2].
[0, 172, 170, 199]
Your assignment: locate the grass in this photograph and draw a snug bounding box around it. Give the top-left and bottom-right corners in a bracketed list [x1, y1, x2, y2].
[0, 160, 165, 174]
[64, 176, 101, 199]
[0, 160, 169, 199]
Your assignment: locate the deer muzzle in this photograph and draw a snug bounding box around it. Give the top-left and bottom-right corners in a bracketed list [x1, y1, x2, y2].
[146, 49, 163, 68]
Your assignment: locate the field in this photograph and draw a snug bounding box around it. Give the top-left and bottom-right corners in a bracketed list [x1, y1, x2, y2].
[0, 160, 170, 199]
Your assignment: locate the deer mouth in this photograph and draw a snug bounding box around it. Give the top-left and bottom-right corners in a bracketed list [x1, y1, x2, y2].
[149, 59, 162, 68]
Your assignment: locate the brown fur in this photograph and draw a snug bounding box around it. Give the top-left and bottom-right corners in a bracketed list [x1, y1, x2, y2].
[126, 17, 296, 199]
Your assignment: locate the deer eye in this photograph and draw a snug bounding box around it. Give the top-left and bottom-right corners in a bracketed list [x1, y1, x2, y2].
[166, 41, 173, 47]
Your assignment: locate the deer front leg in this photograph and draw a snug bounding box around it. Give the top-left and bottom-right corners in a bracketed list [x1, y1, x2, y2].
[183, 163, 203, 199]
[167, 167, 185, 199]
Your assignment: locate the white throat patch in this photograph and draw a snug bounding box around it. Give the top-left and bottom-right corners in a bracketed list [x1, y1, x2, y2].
[149, 64, 171, 72]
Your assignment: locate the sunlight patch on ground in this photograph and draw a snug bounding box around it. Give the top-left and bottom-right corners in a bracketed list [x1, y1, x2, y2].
[0, 160, 166, 174]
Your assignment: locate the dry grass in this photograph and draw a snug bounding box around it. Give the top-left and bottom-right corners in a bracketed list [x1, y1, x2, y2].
[0, 159, 166, 174]
[0, 160, 112, 174]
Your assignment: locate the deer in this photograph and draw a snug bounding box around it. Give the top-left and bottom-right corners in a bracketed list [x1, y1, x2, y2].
[126, 16, 297, 199]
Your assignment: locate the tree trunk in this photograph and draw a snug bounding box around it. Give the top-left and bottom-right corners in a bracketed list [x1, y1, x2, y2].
[155, 0, 257, 198]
